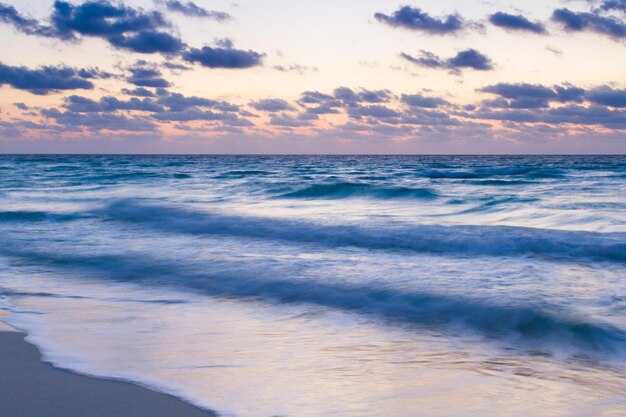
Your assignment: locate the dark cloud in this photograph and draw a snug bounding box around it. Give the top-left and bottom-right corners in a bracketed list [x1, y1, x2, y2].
[51, 1, 168, 39]
[164, 1, 231, 21]
[554, 85, 586, 103]
[250, 99, 294, 112]
[0, 62, 95, 95]
[586, 87, 626, 107]
[388, 108, 460, 126]
[44, 93, 245, 129]
[334, 87, 391, 105]
[401, 94, 448, 108]
[40, 88, 246, 129]
[297, 91, 342, 115]
[599, 0, 626, 13]
[157, 92, 239, 112]
[448, 49, 493, 71]
[127, 64, 171, 87]
[122, 87, 156, 97]
[77, 67, 115, 79]
[489, 12, 546, 34]
[270, 113, 313, 127]
[0, 1, 185, 54]
[480, 83, 585, 108]
[303, 105, 340, 115]
[1, 2, 265, 71]
[299, 91, 336, 105]
[0, 2, 56, 37]
[108, 30, 183, 54]
[471, 105, 626, 129]
[401, 49, 493, 72]
[374, 6, 463, 34]
[182, 46, 264, 68]
[162, 62, 191, 71]
[552, 8, 626, 39]
[0, 3, 35, 28]
[151, 109, 235, 121]
[42, 108, 157, 131]
[64, 95, 164, 113]
[400, 51, 442, 68]
[347, 105, 400, 119]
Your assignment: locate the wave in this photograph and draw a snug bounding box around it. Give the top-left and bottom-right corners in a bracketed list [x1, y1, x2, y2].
[81, 172, 165, 183]
[2, 245, 625, 357]
[468, 179, 537, 186]
[423, 167, 563, 180]
[278, 182, 439, 200]
[214, 170, 272, 179]
[97, 200, 626, 263]
[0, 210, 84, 223]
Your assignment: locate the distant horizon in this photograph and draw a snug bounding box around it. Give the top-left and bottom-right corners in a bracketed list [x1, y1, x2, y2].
[2, 153, 626, 157]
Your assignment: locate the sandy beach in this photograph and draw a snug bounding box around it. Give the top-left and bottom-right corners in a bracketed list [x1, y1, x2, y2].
[0, 315, 216, 417]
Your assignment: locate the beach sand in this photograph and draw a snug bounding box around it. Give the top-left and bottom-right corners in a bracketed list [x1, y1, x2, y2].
[0, 314, 216, 417]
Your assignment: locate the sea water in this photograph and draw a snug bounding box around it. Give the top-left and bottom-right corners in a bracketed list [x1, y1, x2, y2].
[0, 155, 624, 416]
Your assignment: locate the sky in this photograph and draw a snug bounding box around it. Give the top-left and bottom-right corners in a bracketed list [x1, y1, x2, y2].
[0, 0, 625, 154]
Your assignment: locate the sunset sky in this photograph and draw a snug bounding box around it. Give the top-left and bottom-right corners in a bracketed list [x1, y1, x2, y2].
[1, 0, 625, 153]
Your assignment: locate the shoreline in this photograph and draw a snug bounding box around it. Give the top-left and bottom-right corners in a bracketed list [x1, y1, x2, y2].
[0, 315, 217, 417]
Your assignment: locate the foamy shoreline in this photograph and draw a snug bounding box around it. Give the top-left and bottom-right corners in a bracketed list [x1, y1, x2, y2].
[0, 312, 217, 417]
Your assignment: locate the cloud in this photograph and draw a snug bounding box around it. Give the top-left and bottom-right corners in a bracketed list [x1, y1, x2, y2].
[157, 92, 239, 112]
[472, 82, 626, 128]
[0, 2, 56, 37]
[401, 49, 493, 72]
[127, 63, 171, 87]
[489, 12, 546, 34]
[162, 62, 191, 71]
[64, 95, 164, 113]
[164, 1, 231, 21]
[0, 62, 96, 95]
[552, 8, 626, 39]
[586, 87, 626, 107]
[270, 113, 313, 127]
[334, 87, 391, 104]
[42, 108, 157, 131]
[347, 105, 400, 119]
[7, 80, 626, 153]
[183, 45, 264, 68]
[151, 109, 235, 121]
[42, 89, 247, 129]
[374, 6, 463, 34]
[0, 1, 186, 54]
[480, 83, 586, 108]
[448, 49, 494, 70]
[1, 2, 265, 71]
[401, 94, 449, 108]
[250, 99, 294, 112]
[108, 30, 183, 54]
[471, 105, 626, 129]
[299, 91, 336, 104]
[599, 0, 626, 13]
[51, 1, 168, 39]
[122, 87, 156, 97]
[394, 108, 460, 126]
[273, 64, 319, 74]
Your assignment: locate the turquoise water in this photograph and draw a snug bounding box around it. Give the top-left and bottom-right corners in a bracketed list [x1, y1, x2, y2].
[0, 155, 625, 416]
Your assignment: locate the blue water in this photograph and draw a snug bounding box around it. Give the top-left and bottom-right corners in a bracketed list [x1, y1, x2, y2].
[0, 155, 625, 417]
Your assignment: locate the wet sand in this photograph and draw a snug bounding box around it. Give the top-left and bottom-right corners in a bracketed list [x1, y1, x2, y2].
[0, 316, 216, 417]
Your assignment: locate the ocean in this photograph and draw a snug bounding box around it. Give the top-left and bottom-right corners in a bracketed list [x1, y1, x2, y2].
[0, 155, 625, 417]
